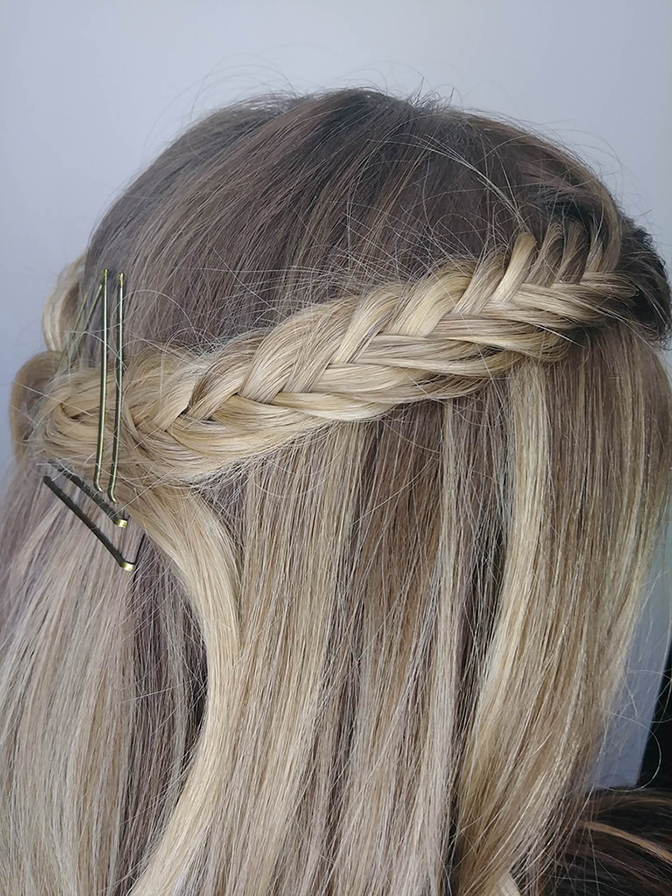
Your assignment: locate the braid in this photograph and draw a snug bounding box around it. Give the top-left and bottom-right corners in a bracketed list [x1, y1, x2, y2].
[37, 231, 637, 489]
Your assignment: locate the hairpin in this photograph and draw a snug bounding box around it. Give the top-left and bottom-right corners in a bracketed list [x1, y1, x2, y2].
[42, 268, 139, 572]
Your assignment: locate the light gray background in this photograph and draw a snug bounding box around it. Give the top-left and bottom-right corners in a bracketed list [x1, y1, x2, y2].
[1, 0, 670, 785]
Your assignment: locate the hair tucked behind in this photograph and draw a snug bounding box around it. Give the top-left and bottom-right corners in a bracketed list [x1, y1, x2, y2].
[2, 88, 672, 896]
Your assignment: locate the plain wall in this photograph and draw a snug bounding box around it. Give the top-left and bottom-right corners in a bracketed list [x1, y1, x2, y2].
[1, 0, 670, 786]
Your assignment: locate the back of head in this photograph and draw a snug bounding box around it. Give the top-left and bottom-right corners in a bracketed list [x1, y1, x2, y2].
[2, 88, 672, 896]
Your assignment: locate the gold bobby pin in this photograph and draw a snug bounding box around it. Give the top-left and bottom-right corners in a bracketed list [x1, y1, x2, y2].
[43, 269, 138, 572]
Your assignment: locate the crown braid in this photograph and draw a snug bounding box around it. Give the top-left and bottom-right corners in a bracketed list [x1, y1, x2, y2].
[36, 231, 637, 490]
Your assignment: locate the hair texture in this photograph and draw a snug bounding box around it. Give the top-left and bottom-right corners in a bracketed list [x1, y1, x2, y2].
[2, 88, 672, 896]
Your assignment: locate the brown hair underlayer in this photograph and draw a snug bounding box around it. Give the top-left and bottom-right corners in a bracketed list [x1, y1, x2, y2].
[2, 88, 672, 896]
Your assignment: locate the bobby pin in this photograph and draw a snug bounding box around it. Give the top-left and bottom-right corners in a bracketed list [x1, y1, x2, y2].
[43, 269, 139, 572]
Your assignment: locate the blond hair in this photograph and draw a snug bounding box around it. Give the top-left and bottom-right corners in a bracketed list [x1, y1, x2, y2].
[2, 88, 672, 896]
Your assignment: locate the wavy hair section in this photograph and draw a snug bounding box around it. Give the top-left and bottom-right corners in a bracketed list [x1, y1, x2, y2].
[1, 88, 672, 896]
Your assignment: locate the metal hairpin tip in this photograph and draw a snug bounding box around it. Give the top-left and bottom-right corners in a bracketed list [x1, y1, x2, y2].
[43, 470, 137, 571]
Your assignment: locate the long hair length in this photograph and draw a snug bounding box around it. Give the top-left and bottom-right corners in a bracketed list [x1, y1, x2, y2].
[2, 89, 672, 896]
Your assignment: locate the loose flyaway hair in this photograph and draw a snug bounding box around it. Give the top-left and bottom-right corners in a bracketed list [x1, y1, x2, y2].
[2, 88, 672, 896]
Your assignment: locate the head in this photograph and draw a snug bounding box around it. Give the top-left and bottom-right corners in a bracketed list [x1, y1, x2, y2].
[2, 88, 672, 896]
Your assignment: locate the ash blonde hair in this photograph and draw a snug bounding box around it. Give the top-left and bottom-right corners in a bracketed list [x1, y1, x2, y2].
[2, 89, 672, 896]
